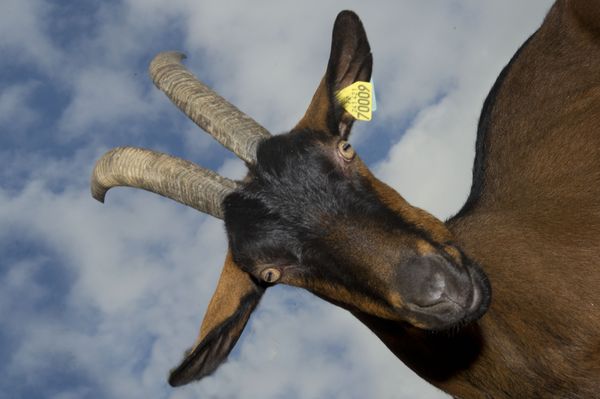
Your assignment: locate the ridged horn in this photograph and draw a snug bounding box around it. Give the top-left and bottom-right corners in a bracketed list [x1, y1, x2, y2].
[149, 51, 271, 164]
[91, 146, 238, 219]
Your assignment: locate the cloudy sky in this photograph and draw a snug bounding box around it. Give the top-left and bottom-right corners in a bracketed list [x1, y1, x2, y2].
[1, 1, 553, 398]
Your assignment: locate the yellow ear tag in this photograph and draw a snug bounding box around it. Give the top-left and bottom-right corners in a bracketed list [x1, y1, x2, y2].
[335, 81, 374, 121]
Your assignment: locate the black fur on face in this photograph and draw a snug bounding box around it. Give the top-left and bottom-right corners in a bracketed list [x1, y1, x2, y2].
[227, 129, 366, 259]
[225, 129, 427, 299]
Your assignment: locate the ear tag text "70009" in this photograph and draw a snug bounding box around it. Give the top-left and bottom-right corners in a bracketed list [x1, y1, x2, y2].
[336, 81, 375, 121]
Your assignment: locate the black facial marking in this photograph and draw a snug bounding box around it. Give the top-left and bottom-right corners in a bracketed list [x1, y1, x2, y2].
[224, 129, 442, 283]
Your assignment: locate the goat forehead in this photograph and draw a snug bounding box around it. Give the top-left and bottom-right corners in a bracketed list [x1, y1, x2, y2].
[236, 130, 428, 232]
[254, 130, 333, 179]
[225, 131, 401, 262]
[249, 132, 343, 207]
[248, 163, 391, 228]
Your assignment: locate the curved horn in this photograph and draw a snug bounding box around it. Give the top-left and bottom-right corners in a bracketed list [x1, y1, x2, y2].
[91, 146, 238, 219]
[149, 52, 271, 165]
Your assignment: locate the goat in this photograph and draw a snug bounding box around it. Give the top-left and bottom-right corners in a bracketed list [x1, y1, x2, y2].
[91, 1, 600, 397]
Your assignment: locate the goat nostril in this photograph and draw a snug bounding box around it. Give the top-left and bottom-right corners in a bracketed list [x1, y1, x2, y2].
[428, 272, 446, 301]
[396, 255, 471, 308]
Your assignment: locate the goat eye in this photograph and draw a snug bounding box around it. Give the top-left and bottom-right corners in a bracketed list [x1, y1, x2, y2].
[260, 267, 281, 283]
[337, 140, 356, 161]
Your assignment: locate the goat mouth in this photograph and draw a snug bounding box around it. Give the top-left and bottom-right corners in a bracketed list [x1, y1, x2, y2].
[462, 261, 491, 324]
[406, 262, 491, 331]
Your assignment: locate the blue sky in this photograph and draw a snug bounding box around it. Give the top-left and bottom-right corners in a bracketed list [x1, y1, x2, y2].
[1, 1, 552, 398]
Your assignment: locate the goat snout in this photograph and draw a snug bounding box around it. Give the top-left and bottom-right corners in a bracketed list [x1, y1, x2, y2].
[395, 255, 489, 329]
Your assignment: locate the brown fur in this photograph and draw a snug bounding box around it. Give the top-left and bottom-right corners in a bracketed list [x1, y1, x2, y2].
[168, 250, 265, 386]
[195, 251, 256, 344]
[354, 1, 600, 397]
[356, 161, 454, 244]
[295, 77, 331, 132]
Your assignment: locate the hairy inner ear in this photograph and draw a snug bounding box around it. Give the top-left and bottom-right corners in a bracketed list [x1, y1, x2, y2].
[168, 251, 265, 387]
[295, 10, 373, 137]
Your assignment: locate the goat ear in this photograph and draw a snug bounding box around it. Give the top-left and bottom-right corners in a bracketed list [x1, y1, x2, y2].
[168, 250, 265, 387]
[295, 10, 372, 138]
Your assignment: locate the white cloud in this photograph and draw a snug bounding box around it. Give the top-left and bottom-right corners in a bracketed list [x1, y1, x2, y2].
[58, 67, 158, 138]
[0, 81, 40, 131]
[374, 1, 553, 219]
[0, 0, 62, 70]
[0, 175, 226, 398]
[1, 1, 555, 398]
[217, 157, 246, 181]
